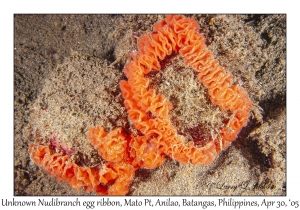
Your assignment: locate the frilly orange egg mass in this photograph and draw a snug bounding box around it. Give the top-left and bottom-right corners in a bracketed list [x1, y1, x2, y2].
[29, 15, 252, 195]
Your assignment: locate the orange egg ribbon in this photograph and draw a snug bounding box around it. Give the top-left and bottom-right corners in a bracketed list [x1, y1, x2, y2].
[29, 15, 252, 195]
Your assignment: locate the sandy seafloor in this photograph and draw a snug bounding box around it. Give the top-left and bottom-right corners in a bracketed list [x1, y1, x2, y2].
[14, 14, 286, 196]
